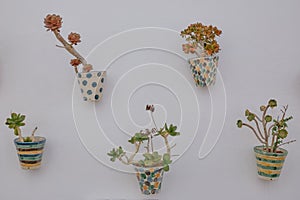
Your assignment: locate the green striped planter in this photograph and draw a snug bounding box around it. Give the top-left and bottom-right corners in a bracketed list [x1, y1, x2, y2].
[254, 146, 288, 181]
[14, 136, 46, 170]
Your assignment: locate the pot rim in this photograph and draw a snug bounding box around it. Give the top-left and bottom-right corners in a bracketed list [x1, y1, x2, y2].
[14, 136, 46, 144]
[189, 54, 219, 61]
[254, 145, 288, 156]
[134, 165, 164, 171]
[77, 70, 107, 74]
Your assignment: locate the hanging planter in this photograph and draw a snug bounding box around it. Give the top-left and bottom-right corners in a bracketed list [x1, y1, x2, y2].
[14, 136, 46, 169]
[181, 22, 222, 87]
[135, 167, 164, 195]
[254, 146, 288, 180]
[237, 99, 296, 181]
[189, 55, 219, 87]
[108, 105, 180, 195]
[77, 71, 106, 102]
[44, 14, 106, 102]
[5, 112, 46, 170]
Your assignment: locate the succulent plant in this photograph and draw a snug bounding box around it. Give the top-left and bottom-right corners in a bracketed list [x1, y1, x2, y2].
[181, 22, 222, 57]
[44, 14, 93, 74]
[5, 112, 38, 142]
[107, 105, 180, 171]
[237, 99, 295, 152]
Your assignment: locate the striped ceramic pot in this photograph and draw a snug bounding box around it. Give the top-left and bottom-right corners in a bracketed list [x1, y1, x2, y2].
[189, 55, 219, 87]
[14, 136, 46, 170]
[77, 71, 106, 102]
[135, 167, 164, 195]
[254, 146, 288, 181]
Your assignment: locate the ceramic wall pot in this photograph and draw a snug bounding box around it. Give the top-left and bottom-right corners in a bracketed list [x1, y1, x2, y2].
[77, 71, 106, 102]
[14, 136, 46, 170]
[135, 167, 164, 195]
[189, 55, 219, 87]
[254, 146, 288, 180]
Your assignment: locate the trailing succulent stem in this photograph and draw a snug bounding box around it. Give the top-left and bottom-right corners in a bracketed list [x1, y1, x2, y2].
[5, 113, 38, 142]
[237, 99, 295, 152]
[108, 105, 180, 171]
[44, 14, 93, 73]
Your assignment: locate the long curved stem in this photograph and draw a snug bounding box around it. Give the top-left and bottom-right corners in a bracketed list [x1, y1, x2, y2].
[53, 30, 88, 72]
[253, 118, 265, 140]
[242, 123, 265, 144]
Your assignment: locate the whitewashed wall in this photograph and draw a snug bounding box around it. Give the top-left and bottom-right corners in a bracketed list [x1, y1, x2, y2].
[0, 0, 299, 199]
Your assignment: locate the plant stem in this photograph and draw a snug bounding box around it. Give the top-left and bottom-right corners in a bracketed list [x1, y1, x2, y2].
[163, 136, 171, 155]
[17, 127, 24, 142]
[253, 118, 265, 140]
[242, 123, 265, 144]
[30, 127, 38, 142]
[278, 140, 296, 147]
[53, 30, 88, 72]
[150, 112, 157, 153]
[128, 142, 141, 164]
[262, 105, 270, 149]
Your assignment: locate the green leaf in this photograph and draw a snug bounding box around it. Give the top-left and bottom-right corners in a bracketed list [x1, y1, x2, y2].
[260, 106, 266, 111]
[245, 109, 250, 116]
[163, 153, 172, 165]
[278, 129, 288, 139]
[247, 113, 255, 121]
[163, 165, 170, 172]
[265, 115, 272, 123]
[236, 120, 243, 128]
[268, 99, 277, 108]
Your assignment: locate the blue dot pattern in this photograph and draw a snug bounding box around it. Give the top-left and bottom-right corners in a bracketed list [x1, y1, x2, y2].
[77, 71, 106, 102]
[92, 82, 97, 87]
[86, 73, 92, 78]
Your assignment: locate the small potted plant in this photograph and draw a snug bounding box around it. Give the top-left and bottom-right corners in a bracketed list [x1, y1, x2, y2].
[5, 112, 46, 170]
[44, 14, 106, 102]
[181, 22, 222, 87]
[237, 99, 296, 180]
[107, 105, 180, 195]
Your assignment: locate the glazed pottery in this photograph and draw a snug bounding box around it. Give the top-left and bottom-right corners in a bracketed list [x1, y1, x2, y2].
[77, 71, 106, 102]
[14, 136, 46, 170]
[254, 146, 288, 181]
[189, 55, 219, 87]
[135, 167, 164, 195]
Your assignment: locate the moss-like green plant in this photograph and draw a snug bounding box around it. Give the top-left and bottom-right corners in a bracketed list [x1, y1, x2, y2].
[107, 105, 180, 171]
[5, 112, 38, 142]
[237, 99, 295, 152]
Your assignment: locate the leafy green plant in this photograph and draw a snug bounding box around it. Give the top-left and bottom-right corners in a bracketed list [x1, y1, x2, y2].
[107, 105, 180, 171]
[237, 99, 295, 152]
[5, 112, 38, 142]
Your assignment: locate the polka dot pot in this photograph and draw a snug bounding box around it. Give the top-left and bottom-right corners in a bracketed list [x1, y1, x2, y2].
[254, 146, 288, 181]
[77, 71, 106, 102]
[189, 55, 219, 87]
[14, 136, 46, 170]
[135, 167, 164, 195]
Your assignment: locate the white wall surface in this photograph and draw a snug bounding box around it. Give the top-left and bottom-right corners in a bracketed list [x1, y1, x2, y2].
[0, 0, 299, 199]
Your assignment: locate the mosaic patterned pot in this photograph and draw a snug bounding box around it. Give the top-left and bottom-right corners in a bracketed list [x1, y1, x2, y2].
[254, 146, 288, 181]
[14, 136, 46, 170]
[189, 55, 219, 87]
[77, 71, 106, 102]
[135, 167, 164, 195]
